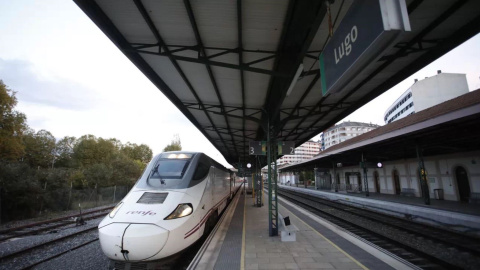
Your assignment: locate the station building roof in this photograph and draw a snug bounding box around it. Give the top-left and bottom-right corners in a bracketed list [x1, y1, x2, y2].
[279, 89, 480, 171]
[74, 0, 480, 166]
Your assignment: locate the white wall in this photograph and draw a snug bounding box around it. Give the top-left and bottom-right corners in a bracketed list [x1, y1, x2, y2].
[412, 73, 469, 112]
[281, 150, 480, 201]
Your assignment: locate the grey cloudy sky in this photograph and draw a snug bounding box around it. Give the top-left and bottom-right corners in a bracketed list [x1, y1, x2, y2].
[1, 1, 479, 167]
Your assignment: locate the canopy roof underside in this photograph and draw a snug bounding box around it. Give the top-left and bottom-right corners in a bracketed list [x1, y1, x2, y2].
[75, 0, 480, 166]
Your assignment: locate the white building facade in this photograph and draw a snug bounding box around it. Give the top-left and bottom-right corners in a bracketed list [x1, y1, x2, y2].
[384, 72, 469, 124]
[321, 121, 380, 150]
[276, 140, 321, 166]
[279, 150, 480, 202]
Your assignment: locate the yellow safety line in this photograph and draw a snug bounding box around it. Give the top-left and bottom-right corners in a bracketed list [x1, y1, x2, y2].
[283, 205, 369, 270]
[240, 187, 246, 270]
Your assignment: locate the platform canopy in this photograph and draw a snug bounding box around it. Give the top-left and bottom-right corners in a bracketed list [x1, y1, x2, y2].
[278, 89, 480, 172]
[75, 0, 480, 166]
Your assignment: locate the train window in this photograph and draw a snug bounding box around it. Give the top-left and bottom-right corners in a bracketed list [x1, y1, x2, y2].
[150, 159, 190, 179]
[193, 162, 210, 181]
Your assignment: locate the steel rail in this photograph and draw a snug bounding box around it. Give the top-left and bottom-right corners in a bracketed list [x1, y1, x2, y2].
[0, 206, 112, 235]
[278, 188, 465, 270]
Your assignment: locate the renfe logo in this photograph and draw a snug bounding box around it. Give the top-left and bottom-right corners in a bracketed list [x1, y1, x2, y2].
[126, 210, 156, 216]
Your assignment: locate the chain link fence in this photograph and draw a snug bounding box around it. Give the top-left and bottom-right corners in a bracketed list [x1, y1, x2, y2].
[1, 185, 131, 224]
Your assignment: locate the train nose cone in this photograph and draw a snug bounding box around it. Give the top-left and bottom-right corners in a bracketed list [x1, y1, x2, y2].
[99, 223, 169, 261]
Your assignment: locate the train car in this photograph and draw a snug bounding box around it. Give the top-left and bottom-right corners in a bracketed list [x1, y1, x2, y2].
[98, 151, 236, 265]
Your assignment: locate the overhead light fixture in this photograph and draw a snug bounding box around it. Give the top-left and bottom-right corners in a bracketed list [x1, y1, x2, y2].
[286, 63, 304, 96]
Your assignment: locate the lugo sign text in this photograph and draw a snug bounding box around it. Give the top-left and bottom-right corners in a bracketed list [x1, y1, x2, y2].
[334, 25, 358, 64]
[320, 0, 410, 96]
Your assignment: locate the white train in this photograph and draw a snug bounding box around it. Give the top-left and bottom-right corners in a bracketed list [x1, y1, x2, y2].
[98, 151, 239, 265]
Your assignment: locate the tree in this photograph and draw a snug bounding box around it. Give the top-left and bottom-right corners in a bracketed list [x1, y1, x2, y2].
[110, 154, 143, 186]
[23, 129, 56, 168]
[84, 163, 113, 187]
[0, 162, 42, 220]
[121, 142, 153, 164]
[73, 135, 116, 167]
[55, 136, 77, 168]
[0, 80, 28, 161]
[108, 138, 122, 151]
[163, 134, 182, 152]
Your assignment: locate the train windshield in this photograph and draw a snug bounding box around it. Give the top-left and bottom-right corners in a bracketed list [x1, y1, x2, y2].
[150, 159, 189, 179]
[140, 153, 194, 190]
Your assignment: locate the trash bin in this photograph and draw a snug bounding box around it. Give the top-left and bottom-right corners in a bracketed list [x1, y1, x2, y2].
[434, 189, 444, 200]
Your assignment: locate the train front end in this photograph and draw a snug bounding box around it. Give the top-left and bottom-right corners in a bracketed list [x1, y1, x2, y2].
[98, 152, 208, 262]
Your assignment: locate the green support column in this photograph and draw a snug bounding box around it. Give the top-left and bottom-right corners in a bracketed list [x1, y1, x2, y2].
[332, 161, 338, 192]
[267, 120, 278, 236]
[416, 144, 430, 205]
[272, 139, 278, 236]
[362, 153, 370, 197]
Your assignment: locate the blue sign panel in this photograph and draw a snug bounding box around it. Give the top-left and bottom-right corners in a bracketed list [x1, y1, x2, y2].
[320, 0, 398, 96]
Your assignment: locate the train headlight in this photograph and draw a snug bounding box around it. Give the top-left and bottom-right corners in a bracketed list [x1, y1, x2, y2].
[164, 203, 193, 220]
[109, 202, 124, 218]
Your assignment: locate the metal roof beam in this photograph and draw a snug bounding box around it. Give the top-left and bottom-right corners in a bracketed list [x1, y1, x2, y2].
[211, 111, 261, 123]
[133, 48, 283, 76]
[204, 126, 258, 133]
[73, 0, 237, 163]
[132, 0, 233, 159]
[183, 102, 262, 114]
[160, 44, 276, 54]
[263, 1, 328, 123]
[205, 130, 256, 140]
[184, 0, 239, 159]
[277, 73, 320, 133]
[284, 95, 328, 139]
[244, 54, 277, 66]
[379, 39, 443, 61]
[301, 69, 320, 77]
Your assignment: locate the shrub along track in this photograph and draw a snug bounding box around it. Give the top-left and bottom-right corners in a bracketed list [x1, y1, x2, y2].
[278, 188, 480, 270]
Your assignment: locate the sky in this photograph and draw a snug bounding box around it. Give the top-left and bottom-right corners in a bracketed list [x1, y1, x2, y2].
[1, 1, 479, 168]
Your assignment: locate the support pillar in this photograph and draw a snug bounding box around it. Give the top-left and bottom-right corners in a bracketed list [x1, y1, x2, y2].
[267, 122, 278, 236]
[362, 153, 370, 197]
[332, 161, 338, 192]
[416, 144, 430, 205]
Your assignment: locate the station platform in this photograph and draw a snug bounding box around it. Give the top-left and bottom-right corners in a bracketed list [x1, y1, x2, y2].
[279, 185, 480, 234]
[188, 187, 417, 270]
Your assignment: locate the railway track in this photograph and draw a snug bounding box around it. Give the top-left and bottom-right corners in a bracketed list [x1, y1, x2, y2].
[0, 206, 112, 243]
[278, 188, 480, 270]
[0, 222, 100, 270]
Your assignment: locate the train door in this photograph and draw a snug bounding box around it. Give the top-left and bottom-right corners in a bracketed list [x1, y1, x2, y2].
[374, 171, 380, 193]
[455, 166, 470, 202]
[393, 169, 401, 195]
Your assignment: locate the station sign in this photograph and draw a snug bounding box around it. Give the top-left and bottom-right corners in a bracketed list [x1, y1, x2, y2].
[320, 0, 410, 96]
[278, 141, 295, 155]
[250, 141, 295, 155]
[249, 141, 266, 155]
